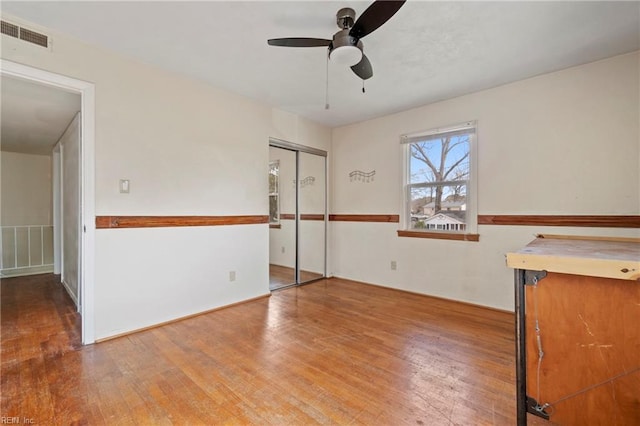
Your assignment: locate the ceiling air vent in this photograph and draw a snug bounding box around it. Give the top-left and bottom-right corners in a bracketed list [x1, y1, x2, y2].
[19, 27, 48, 47]
[1, 20, 19, 38]
[1, 20, 49, 48]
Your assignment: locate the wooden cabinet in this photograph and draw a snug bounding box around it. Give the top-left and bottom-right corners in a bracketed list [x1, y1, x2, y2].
[507, 235, 640, 425]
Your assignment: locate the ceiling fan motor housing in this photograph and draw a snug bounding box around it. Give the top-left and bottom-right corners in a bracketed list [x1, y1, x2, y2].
[336, 7, 356, 29]
[331, 8, 362, 64]
[331, 29, 362, 52]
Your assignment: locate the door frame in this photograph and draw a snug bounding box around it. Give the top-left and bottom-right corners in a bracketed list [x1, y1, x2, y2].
[52, 143, 62, 276]
[1, 59, 96, 344]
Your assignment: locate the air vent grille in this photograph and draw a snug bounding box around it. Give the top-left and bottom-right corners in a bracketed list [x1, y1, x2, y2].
[1, 20, 49, 48]
[19, 27, 48, 47]
[1, 20, 19, 38]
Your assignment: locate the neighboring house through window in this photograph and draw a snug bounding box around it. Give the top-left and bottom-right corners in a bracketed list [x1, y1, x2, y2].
[403, 121, 476, 233]
[269, 160, 280, 224]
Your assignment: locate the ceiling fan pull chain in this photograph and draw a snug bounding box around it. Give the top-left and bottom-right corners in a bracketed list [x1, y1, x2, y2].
[362, 80, 365, 93]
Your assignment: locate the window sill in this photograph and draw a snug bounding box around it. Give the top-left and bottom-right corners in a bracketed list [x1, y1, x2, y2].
[397, 230, 479, 242]
[269, 224, 281, 229]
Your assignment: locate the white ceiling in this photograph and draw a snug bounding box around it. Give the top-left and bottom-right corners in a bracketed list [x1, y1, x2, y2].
[1, 76, 80, 155]
[2, 1, 639, 128]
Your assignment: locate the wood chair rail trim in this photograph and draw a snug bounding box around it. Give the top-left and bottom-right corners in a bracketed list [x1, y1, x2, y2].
[95, 215, 269, 229]
[279, 214, 326, 221]
[95, 214, 639, 229]
[478, 215, 640, 228]
[329, 214, 400, 223]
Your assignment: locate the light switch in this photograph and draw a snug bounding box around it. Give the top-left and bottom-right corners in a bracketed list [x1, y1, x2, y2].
[119, 179, 130, 193]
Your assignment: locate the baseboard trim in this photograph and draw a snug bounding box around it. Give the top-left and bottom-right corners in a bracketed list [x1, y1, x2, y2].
[329, 276, 513, 316]
[95, 293, 271, 343]
[61, 278, 79, 309]
[0, 265, 54, 278]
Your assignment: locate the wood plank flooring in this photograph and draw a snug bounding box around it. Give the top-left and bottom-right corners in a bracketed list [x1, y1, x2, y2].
[2, 274, 548, 425]
[269, 265, 323, 290]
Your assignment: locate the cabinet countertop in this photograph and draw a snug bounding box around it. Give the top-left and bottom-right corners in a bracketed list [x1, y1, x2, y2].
[506, 234, 640, 281]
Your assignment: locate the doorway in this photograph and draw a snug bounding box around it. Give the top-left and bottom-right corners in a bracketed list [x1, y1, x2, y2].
[268, 138, 327, 290]
[1, 59, 96, 344]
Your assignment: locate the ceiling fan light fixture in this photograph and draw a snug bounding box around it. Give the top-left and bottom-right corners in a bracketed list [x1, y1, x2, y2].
[267, 1, 407, 80]
[329, 45, 362, 66]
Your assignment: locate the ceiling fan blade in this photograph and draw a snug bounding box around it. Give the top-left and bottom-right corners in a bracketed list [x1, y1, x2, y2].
[351, 54, 373, 80]
[267, 38, 332, 47]
[350, 0, 406, 39]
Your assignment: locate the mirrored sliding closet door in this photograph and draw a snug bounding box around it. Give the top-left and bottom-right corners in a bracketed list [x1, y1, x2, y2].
[268, 139, 326, 291]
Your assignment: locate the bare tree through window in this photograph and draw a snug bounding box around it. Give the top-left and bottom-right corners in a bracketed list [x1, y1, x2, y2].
[405, 123, 474, 231]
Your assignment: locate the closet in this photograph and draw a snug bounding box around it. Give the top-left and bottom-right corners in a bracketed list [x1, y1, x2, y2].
[268, 139, 327, 290]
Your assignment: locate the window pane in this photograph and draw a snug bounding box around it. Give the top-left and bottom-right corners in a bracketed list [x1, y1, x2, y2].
[404, 122, 474, 233]
[269, 161, 279, 194]
[269, 195, 279, 223]
[409, 184, 467, 231]
[409, 134, 470, 185]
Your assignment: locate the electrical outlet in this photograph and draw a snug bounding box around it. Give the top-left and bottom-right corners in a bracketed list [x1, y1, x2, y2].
[229, 271, 236, 282]
[281, 246, 285, 254]
[391, 261, 397, 270]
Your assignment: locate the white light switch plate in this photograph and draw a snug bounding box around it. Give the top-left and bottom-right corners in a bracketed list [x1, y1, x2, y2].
[119, 179, 130, 193]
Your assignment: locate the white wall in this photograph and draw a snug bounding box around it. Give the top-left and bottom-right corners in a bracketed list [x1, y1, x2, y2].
[58, 113, 80, 305]
[1, 14, 331, 339]
[0, 151, 52, 226]
[331, 52, 639, 311]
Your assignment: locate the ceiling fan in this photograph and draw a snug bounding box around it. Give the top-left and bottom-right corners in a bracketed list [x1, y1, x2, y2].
[267, 1, 406, 81]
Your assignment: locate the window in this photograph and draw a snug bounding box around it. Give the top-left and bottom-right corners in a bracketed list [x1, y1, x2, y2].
[269, 160, 280, 224]
[402, 121, 477, 238]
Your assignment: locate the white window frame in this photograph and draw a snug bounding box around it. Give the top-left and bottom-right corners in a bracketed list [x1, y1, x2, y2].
[269, 160, 280, 225]
[401, 121, 478, 236]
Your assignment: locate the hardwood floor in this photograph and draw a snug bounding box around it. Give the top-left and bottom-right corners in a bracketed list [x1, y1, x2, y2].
[269, 264, 323, 290]
[269, 264, 296, 289]
[2, 274, 548, 425]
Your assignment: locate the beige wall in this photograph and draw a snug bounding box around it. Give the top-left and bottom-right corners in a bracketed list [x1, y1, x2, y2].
[0, 151, 52, 226]
[1, 13, 331, 339]
[331, 52, 639, 310]
[2, 11, 637, 333]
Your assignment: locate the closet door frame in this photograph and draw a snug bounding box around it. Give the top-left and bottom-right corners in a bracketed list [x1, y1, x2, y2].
[269, 138, 327, 285]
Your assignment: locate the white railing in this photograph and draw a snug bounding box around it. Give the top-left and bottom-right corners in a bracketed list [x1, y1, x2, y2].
[1, 225, 54, 277]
